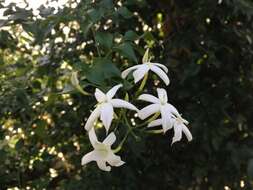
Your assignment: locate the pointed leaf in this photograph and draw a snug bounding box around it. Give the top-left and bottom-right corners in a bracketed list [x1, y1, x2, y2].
[116, 43, 137, 63]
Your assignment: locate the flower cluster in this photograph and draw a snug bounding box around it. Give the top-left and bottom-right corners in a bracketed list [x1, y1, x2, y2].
[81, 49, 192, 171]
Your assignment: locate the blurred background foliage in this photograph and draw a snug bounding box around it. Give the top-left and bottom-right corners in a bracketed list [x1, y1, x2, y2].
[0, 0, 253, 189]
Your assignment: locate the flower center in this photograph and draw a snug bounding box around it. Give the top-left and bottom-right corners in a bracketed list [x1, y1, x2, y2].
[97, 149, 109, 157]
[160, 97, 167, 105]
[98, 97, 109, 105]
[146, 62, 152, 68]
[160, 101, 166, 105]
[96, 144, 110, 157]
[159, 93, 167, 105]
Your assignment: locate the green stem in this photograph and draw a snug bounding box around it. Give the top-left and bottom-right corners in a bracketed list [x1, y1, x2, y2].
[113, 130, 130, 153]
[76, 86, 91, 96]
[123, 113, 138, 140]
[105, 49, 113, 58]
[70, 72, 91, 96]
[136, 112, 160, 128]
[113, 108, 139, 153]
[135, 73, 148, 97]
[91, 28, 101, 57]
[113, 109, 123, 132]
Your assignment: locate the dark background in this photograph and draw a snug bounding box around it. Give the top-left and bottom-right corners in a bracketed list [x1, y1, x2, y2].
[0, 0, 253, 189]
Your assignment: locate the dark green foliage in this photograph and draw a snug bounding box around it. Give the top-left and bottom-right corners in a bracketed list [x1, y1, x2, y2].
[0, 0, 253, 189]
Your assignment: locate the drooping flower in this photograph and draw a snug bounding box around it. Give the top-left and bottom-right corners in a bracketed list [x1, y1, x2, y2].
[138, 88, 180, 132]
[81, 128, 125, 171]
[147, 115, 192, 144]
[138, 88, 192, 143]
[121, 49, 170, 85]
[84, 84, 138, 132]
[171, 116, 192, 144]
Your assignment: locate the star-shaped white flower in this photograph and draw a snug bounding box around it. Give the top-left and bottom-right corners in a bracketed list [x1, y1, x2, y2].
[84, 84, 138, 132]
[121, 49, 170, 85]
[138, 88, 180, 132]
[81, 128, 125, 171]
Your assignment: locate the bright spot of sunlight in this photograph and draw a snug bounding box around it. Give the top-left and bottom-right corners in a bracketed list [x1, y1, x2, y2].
[1, 0, 74, 19]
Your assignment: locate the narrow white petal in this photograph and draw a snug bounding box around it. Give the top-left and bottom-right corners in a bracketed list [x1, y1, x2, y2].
[113, 160, 125, 167]
[138, 104, 160, 120]
[182, 118, 189, 125]
[157, 88, 168, 103]
[121, 65, 141, 79]
[132, 65, 149, 83]
[103, 132, 116, 146]
[88, 128, 98, 148]
[100, 103, 114, 132]
[106, 84, 123, 99]
[81, 151, 99, 165]
[151, 66, 170, 85]
[110, 99, 138, 111]
[138, 94, 160, 104]
[84, 107, 101, 131]
[147, 119, 162, 128]
[107, 153, 125, 167]
[167, 104, 180, 117]
[182, 125, 193, 142]
[97, 160, 111, 171]
[95, 88, 106, 103]
[172, 123, 183, 144]
[152, 62, 168, 73]
[161, 105, 173, 132]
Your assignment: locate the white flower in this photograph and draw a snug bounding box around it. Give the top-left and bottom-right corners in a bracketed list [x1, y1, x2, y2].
[81, 128, 125, 171]
[138, 88, 193, 143]
[85, 84, 138, 132]
[121, 49, 170, 85]
[171, 116, 192, 144]
[138, 88, 180, 132]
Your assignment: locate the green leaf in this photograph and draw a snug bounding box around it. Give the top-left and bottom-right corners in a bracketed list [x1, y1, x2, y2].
[84, 58, 120, 85]
[7, 8, 32, 21]
[116, 43, 137, 63]
[34, 120, 47, 138]
[118, 7, 133, 19]
[80, 19, 93, 37]
[0, 30, 17, 49]
[22, 20, 55, 45]
[124, 30, 139, 41]
[0, 20, 8, 27]
[87, 8, 103, 22]
[142, 31, 156, 41]
[95, 32, 113, 49]
[99, 0, 113, 9]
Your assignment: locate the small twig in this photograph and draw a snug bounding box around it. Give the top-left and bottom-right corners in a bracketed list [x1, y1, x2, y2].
[135, 74, 148, 98]
[91, 27, 101, 57]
